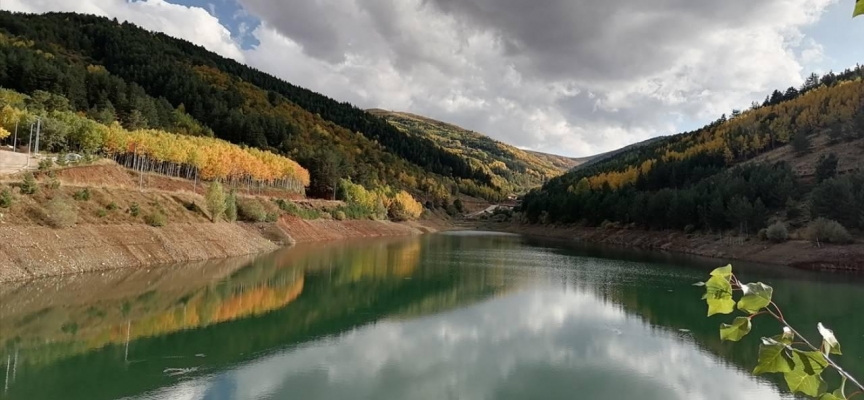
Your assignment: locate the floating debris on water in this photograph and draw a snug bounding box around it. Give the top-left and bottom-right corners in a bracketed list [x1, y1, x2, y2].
[164, 367, 199, 377]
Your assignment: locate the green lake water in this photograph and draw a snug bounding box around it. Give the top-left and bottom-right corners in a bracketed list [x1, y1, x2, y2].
[1, 231, 862, 400]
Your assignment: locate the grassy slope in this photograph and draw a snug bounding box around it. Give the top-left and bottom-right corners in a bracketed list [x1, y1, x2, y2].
[369, 109, 581, 194]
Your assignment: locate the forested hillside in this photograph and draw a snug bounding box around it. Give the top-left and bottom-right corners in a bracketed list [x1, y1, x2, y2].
[522, 66, 864, 237]
[370, 109, 580, 195]
[0, 11, 508, 202]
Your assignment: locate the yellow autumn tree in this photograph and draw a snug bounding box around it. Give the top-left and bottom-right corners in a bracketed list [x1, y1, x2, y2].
[388, 190, 423, 221]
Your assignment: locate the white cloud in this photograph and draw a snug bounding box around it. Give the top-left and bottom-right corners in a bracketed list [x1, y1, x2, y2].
[0, 0, 839, 156]
[238, 0, 836, 156]
[0, 0, 244, 61]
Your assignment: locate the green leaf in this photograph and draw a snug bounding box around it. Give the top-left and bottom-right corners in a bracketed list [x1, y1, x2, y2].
[826, 341, 843, 356]
[784, 351, 829, 397]
[754, 339, 794, 375]
[705, 275, 735, 316]
[720, 317, 752, 342]
[855, 0, 864, 18]
[709, 264, 733, 278]
[737, 282, 773, 314]
[820, 389, 847, 400]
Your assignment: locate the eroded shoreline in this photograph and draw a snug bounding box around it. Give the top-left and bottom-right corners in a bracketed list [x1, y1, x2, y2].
[0, 217, 441, 283]
[482, 222, 864, 272]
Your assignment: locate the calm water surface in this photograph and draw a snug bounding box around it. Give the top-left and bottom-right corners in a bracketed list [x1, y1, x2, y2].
[1, 231, 862, 400]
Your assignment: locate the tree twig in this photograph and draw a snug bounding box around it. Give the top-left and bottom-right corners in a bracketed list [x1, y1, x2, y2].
[764, 308, 864, 392]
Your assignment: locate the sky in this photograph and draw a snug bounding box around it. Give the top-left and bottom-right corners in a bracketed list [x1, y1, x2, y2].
[1, 0, 862, 157]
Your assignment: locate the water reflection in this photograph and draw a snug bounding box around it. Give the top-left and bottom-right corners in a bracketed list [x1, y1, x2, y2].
[137, 288, 785, 400]
[0, 232, 861, 400]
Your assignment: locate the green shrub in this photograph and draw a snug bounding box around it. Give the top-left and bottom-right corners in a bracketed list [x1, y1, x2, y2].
[205, 181, 226, 222]
[96, 209, 108, 218]
[766, 222, 789, 243]
[757, 228, 769, 242]
[684, 224, 696, 234]
[224, 191, 238, 222]
[238, 199, 267, 222]
[55, 155, 68, 167]
[334, 203, 374, 220]
[806, 218, 852, 244]
[453, 199, 465, 213]
[44, 197, 77, 228]
[275, 199, 321, 219]
[106, 202, 119, 211]
[333, 210, 347, 221]
[38, 158, 53, 171]
[19, 172, 37, 195]
[265, 212, 279, 223]
[72, 188, 91, 201]
[0, 188, 12, 208]
[46, 174, 60, 190]
[129, 202, 141, 217]
[144, 212, 167, 227]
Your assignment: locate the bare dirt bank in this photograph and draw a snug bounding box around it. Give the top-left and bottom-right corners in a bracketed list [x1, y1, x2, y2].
[0, 223, 279, 282]
[274, 216, 435, 244]
[485, 223, 864, 272]
[0, 218, 442, 283]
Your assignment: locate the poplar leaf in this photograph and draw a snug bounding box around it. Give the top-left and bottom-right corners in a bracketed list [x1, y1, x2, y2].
[784, 351, 829, 397]
[754, 340, 794, 375]
[737, 282, 773, 314]
[720, 317, 752, 342]
[705, 275, 734, 316]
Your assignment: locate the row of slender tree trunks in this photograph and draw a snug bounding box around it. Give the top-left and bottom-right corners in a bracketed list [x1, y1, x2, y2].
[110, 152, 306, 194]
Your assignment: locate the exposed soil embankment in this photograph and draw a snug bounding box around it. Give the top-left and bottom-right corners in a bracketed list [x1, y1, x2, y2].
[0, 218, 442, 283]
[0, 223, 279, 282]
[0, 163, 444, 282]
[488, 223, 864, 272]
[275, 216, 430, 244]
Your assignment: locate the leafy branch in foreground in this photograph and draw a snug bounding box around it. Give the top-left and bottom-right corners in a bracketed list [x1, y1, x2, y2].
[695, 265, 863, 399]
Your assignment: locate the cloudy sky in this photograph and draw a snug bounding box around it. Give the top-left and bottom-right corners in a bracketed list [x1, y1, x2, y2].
[2, 0, 863, 156]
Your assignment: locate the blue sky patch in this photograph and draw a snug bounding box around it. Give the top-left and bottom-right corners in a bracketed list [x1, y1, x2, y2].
[167, 0, 261, 48]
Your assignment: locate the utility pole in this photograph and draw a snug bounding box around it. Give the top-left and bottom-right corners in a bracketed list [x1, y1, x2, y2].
[11, 121, 17, 153]
[25, 123, 33, 168]
[34, 118, 41, 156]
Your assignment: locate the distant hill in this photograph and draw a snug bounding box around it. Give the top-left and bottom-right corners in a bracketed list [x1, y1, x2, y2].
[369, 109, 582, 194]
[568, 136, 667, 171]
[521, 65, 864, 235]
[525, 150, 584, 172]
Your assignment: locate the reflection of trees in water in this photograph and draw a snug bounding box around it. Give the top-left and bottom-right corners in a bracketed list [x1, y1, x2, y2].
[602, 273, 864, 391]
[0, 235, 516, 400]
[0, 253, 308, 367]
[0, 235, 461, 369]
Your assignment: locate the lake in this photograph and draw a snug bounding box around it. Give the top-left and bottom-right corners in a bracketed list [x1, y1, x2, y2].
[1, 231, 862, 400]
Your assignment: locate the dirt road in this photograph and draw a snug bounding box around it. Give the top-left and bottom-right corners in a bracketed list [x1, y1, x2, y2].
[0, 150, 34, 175]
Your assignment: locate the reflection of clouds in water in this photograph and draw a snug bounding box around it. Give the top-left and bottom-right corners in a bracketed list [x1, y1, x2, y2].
[136, 288, 787, 400]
